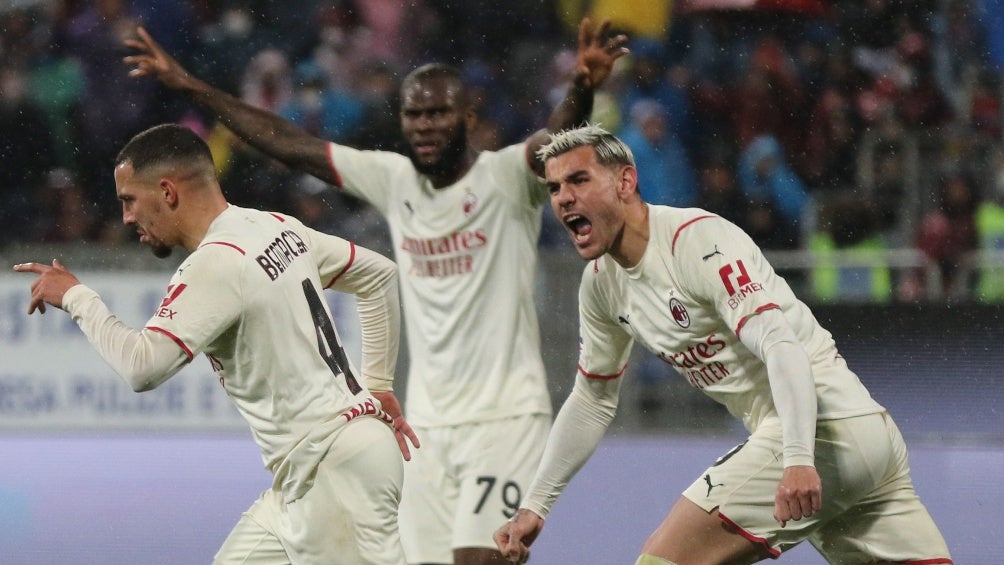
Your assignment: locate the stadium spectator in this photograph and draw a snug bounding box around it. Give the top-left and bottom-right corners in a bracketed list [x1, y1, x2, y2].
[737, 134, 810, 238]
[915, 171, 980, 299]
[618, 98, 697, 208]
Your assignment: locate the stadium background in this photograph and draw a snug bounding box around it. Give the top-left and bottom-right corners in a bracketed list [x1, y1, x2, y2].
[1, 0, 1003, 563]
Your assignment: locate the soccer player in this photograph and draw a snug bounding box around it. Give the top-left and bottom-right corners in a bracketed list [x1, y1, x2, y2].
[14, 124, 416, 565]
[122, 19, 628, 565]
[493, 125, 953, 565]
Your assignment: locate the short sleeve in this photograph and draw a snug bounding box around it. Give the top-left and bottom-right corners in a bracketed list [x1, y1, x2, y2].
[326, 143, 412, 214]
[493, 143, 549, 210]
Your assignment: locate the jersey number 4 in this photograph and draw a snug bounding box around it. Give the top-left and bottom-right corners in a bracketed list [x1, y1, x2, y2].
[302, 279, 362, 395]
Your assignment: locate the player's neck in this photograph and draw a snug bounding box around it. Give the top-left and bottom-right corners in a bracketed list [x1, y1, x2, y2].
[611, 203, 650, 269]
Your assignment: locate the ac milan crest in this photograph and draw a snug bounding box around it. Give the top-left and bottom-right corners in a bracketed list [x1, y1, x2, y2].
[669, 297, 690, 328]
[462, 191, 478, 217]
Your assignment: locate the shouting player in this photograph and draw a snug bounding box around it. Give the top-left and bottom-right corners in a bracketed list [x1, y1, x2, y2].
[494, 125, 952, 565]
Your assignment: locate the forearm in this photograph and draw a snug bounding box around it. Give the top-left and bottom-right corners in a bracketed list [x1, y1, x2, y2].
[63, 285, 190, 392]
[739, 310, 816, 467]
[181, 76, 336, 184]
[526, 76, 596, 174]
[546, 75, 595, 133]
[521, 377, 618, 519]
[355, 275, 400, 392]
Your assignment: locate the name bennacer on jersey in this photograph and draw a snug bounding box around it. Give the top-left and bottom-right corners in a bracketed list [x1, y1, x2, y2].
[401, 229, 487, 277]
[256, 230, 309, 280]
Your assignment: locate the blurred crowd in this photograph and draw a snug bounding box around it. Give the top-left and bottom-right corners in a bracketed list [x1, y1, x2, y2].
[1, 0, 1003, 302]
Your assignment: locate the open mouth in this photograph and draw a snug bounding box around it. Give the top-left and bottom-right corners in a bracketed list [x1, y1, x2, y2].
[564, 214, 592, 243]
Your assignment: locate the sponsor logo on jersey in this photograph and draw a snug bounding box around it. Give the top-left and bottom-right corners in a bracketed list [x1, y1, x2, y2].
[156, 283, 187, 319]
[669, 297, 690, 328]
[657, 334, 730, 389]
[719, 260, 764, 309]
[402, 229, 488, 277]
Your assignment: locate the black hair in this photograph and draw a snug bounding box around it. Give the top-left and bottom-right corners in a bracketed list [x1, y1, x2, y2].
[115, 124, 214, 175]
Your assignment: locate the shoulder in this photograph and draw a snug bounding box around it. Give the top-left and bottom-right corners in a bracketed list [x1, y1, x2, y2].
[650, 206, 740, 258]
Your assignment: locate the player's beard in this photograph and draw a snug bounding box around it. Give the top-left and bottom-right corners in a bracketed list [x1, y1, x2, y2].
[152, 244, 173, 259]
[409, 125, 468, 178]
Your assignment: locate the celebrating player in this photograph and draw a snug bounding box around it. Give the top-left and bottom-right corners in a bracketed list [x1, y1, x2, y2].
[15, 124, 416, 564]
[493, 125, 953, 565]
[123, 18, 628, 565]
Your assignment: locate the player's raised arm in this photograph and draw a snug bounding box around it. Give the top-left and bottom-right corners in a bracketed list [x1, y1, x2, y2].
[527, 17, 629, 175]
[123, 26, 336, 185]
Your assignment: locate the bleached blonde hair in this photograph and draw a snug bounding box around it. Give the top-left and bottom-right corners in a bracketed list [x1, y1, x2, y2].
[536, 124, 636, 170]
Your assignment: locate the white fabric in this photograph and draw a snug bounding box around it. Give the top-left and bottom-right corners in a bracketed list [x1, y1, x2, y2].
[736, 308, 816, 467]
[519, 374, 619, 520]
[521, 206, 885, 517]
[214, 417, 405, 565]
[398, 414, 550, 562]
[325, 142, 552, 426]
[65, 205, 401, 502]
[63, 284, 190, 391]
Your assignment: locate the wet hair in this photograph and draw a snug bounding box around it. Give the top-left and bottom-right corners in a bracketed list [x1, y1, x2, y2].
[537, 124, 636, 170]
[116, 123, 215, 177]
[401, 62, 469, 107]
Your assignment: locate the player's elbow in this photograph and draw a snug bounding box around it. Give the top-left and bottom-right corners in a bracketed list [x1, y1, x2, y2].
[124, 371, 164, 393]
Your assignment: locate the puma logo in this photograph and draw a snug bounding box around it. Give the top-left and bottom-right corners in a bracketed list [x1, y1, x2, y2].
[702, 246, 724, 261]
[704, 473, 724, 497]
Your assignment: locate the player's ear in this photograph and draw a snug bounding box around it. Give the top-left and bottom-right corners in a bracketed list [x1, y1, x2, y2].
[617, 165, 638, 198]
[160, 178, 179, 207]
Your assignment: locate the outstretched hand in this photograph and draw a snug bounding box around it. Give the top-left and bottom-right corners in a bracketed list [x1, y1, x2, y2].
[493, 508, 544, 563]
[371, 391, 420, 461]
[774, 465, 822, 527]
[123, 26, 199, 91]
[574, 17, 630, 90]
[13, 259, 80, 315]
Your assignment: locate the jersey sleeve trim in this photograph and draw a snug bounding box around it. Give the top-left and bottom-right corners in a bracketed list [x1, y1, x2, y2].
[198, 241, 246, 255]
[269, 212, 286, 222]
[324, 241, 356, 289]
[734, 303, 781, 337]
[671, 214, 716, 256]
[717, 512, 781, 558]
[325, 142, 344, 188]
[577, 363, 627, 380]
[145, 326, 194, 360]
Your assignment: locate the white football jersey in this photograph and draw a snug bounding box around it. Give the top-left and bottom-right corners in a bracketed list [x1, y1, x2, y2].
[578, 206, 884, 432]
[326, 142, 552, 426]
[144, 205, 397, 501]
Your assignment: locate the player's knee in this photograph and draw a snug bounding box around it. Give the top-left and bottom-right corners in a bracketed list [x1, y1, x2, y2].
[634, 554, 678, 565]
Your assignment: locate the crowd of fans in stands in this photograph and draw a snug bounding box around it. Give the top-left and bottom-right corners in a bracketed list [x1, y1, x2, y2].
[1, 0, 1002, 301]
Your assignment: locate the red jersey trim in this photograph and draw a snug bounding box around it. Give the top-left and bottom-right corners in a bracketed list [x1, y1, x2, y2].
[269, 212, 286, 222]
[325, 242, 356, 289]
[716, 512, 781, 558]
[578, 364, 626, 380]
[896, 560, 953, 564]
[326, 142, 344, 187]
[199, 241, 246, 255]
[671, 215, 716, 256]
[734, 303, 781, 337]
[146, 326, 194, 360]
